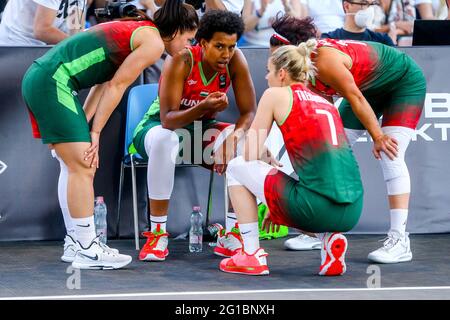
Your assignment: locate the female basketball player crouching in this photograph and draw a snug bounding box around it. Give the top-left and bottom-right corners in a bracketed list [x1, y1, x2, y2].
[221, 40, 364, 276]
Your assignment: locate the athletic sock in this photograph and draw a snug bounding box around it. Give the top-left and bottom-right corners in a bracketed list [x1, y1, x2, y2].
[239, 222, 260, 255]
[390, 209, 408, 236]
[73, 216, 96, 248]
[226, 212, 238, 233]
[150, 215, 167, 232]
[54, 150, 76, 240]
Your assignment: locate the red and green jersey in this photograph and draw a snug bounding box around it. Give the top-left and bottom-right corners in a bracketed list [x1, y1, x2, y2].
[310, 39, 413, 97]
[180, 45, 231, 113]
[274, 83, 363, 203]
[142, 45, 231, 120]
[35, 20, 158, 91]
[131, 45, 232, 155]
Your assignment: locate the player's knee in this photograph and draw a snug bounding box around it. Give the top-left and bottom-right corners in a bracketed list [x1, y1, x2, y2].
[227, 156, 245, 176]
[146, 126, 179, 155]
[67, 157, 96, 180]
[380, 155, 410, 195]
[379, 126, 414, 195]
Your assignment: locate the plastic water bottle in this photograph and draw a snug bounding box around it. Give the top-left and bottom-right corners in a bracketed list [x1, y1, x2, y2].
[189, 206, 203, 252]
[207, 223, 223, 247]
[94, 196, 107, 245]
[207, 223, 223, 238]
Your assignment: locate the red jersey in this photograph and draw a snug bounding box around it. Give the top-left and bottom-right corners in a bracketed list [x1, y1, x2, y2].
[180, 45, 231, 114]
[94, 20, 158, 67]
[277, 83, 362, 203]
[310, 39, 380, 96]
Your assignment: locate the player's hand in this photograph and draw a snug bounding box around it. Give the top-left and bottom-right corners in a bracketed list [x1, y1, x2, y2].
[85, 131, 100, 169]
[262, 210, 281, 234]
[261, 148, 283, 168]
[212, 138, 236, 175]
[201, 92, 228, 114]
[373, 134, 398, 161]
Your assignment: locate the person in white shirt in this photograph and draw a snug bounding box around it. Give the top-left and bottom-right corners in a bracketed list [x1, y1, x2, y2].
[0, 0, 90, 46]
[415, 0, 448, 19]
[240, 0, 306, 47]
[139, 0, 245, 16]
[300, 0, 345, 34]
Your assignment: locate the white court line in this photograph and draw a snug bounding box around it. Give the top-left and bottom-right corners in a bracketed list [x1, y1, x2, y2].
[2, 286, 450, 300]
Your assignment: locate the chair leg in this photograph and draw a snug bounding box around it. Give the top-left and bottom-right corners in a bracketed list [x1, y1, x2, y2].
[131, 155, 140, 250]
[205, 170, 214, 227]
[116, 161, 125, 238]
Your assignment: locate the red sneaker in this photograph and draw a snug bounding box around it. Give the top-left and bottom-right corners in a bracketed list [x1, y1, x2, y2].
[214, 226, 243, 257]
[219, 248, 269, 276]
[138, 224, 169, 262]
[319, 233, 348, 276]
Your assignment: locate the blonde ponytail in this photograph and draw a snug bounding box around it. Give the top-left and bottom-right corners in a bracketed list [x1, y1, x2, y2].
[271, 38, 317, 83]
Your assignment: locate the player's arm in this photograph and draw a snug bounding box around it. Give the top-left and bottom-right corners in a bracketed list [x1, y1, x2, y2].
[33, 4, 68, 44]
[90, 28, 164, 135]
[211, 49, 257, 174]
[315, 49, 398, 160]
[228, 49, 257, 143]
[83, 83, 106, 123]
[244, 88, 276, 162]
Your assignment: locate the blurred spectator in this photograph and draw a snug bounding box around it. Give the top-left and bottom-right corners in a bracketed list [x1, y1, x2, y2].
[322, 0, 395, 46]
[130, 0, 164, 18]
[144, 0, 245, 16]
[0, 0, 7, 22]
[415, 0, 448, 19]
[205, 0, 245, 13]
[240, 0, 306, 46]
[372, 0, 415, 45]
[300, 0, 346, 34]
[448, 0, 450, 18]
[0, 0, 91, 46]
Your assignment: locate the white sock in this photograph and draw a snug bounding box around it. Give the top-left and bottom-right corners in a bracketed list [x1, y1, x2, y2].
[226, 212, 238, 233]
[150, 215, 167, 232]
[53, 150, 76, 239]
[73, 216, 96, 248]
[239, 222, 260, 255]
[390, 209, 408, 236]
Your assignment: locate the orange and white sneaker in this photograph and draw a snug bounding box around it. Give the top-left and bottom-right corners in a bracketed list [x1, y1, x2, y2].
[219, 248, 269, 276]
[214, 226, 243, 257]
[319, 233, 348, 276]
[138, 224, 169, 262]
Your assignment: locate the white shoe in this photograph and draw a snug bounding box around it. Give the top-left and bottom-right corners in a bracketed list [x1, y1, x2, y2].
[61, 235, 78, 263]
[284, 234, 322, 251]
[72, 238, 132, 270]
[367, 231, 413, 264]
[61, 235, 119, 263]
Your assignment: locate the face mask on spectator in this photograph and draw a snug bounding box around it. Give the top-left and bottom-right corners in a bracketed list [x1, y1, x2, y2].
[348, 6, 375, 29]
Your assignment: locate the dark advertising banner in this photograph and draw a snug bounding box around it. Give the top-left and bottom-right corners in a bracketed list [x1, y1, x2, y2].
[0, 46, 449, 241]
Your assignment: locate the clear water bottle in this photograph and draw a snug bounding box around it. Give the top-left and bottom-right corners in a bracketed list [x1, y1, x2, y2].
[94, 196, 107, 245]
[189, 206, 203, 252]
